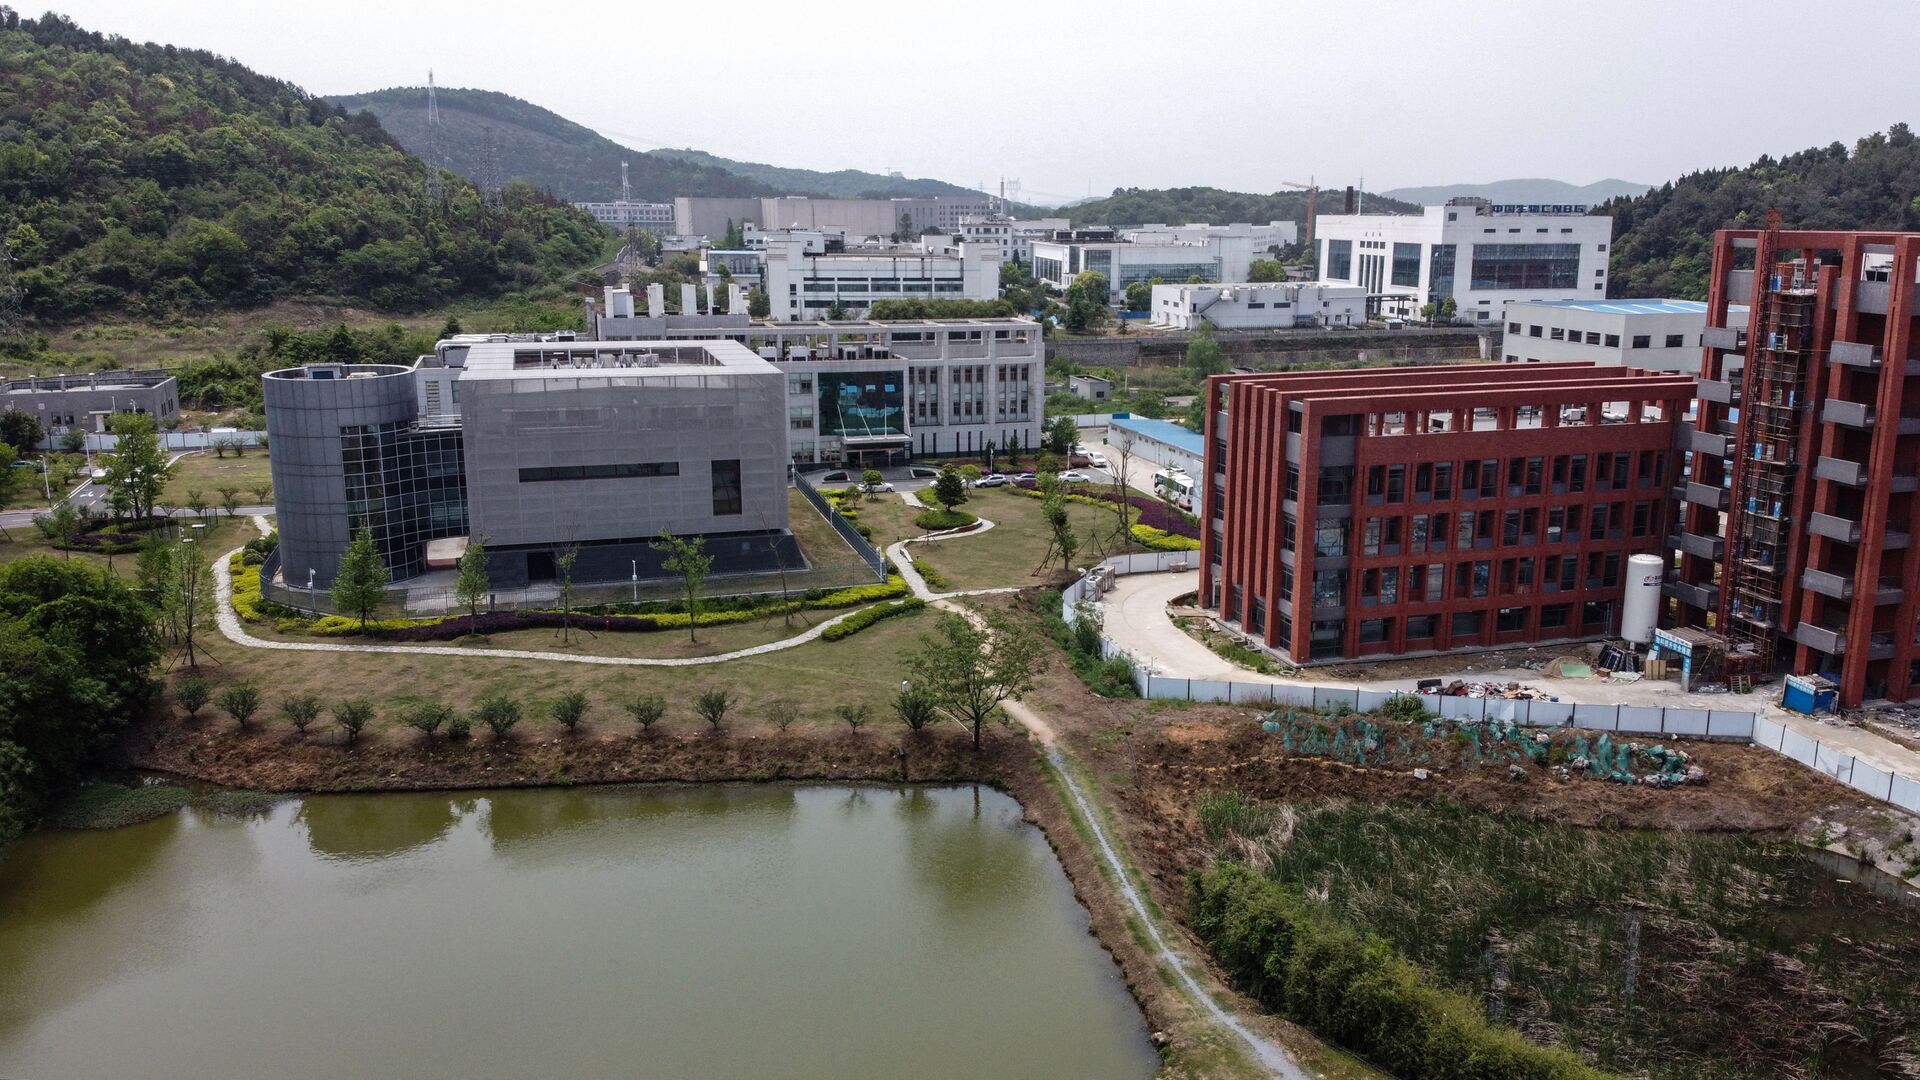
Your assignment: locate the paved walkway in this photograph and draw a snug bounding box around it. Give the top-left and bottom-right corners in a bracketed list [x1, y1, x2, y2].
[1101, 570, 1920, 780]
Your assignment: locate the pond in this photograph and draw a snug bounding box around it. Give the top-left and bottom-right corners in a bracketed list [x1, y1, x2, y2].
[0, 784, 1158, 1080]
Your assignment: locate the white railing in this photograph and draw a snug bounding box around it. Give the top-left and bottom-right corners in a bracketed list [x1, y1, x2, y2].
[1061, 556, 1920, 817]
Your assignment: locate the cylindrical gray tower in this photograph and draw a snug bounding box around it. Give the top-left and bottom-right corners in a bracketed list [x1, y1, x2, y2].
[263, 364, 418, 589]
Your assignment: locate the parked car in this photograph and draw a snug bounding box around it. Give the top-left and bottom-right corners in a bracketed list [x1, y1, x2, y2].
[972, 473, 1009, 487]
[859, 480, 895, 493]
[1058, 470, 1091, 483]
[1013, 472, 1037, 484]
[1084, 451, 1109, 469]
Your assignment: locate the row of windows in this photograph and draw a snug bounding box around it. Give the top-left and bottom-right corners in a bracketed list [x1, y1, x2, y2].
[1275, 499, 1659, 562]
[1343, 452, 1665, 504]
[1355, 551, 1632, 606]
[518, 461, 679, 483]
[1509, 322, 1688, 349]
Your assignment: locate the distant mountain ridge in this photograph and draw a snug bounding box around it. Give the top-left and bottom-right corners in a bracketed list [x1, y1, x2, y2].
[1067, 186, 1421, 229]
[327, 87, 996, 205]
[1380, 178, 1651, 206]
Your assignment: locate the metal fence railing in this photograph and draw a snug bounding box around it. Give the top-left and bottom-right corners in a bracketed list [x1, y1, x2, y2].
[794, 471, 888, 580]
[1062, 554, 1920, 818]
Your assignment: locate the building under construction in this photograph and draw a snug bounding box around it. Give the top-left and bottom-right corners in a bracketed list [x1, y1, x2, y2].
[1669, 226, 1920, 706]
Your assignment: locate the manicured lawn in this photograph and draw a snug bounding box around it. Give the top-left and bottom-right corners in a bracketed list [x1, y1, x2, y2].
[912, 488, 1124, 591]
[162, 450, 274, 507]
[184, 601, 935, 740]
[0, 515, 257, 572]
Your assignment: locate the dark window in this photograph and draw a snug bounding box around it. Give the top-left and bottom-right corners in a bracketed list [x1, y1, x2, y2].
[1469, 243, 1582, 290]
[1433, 462, 1453, 500]
[711, 459, 742, 516]
[519, 461, 679, 483]
[1359, 618, 1393, 644]
[1496, 606, 1528, 632]
[1665, 334, 1685, 348]
[1324, 238, 1353, 280]
[1528, 324, 1544, 338]
[1451, 610, 1483, 636]
[1391, 243, 1422, 287]
[1427, 244, 1456, 303]
[1603, 334, 1620, 347]
[1540, 603, 1571, 629]
[1406, 614, 1435, 639]
[1631, 334, 1651, 349]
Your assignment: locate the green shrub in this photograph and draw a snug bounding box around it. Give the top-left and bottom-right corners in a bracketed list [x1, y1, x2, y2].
[175, 674, 213, 718]
[914, 507, 979, 531]
[821, 598, 926, 641]
[1187, 864, 1611, 1080]
[624, 694, 667, 732]
[1032, 592, 1138, 698]
[911, 557, 950, 591]
[1130, 523, 1201, 551]
[549, 690, 589, 734]
[1378, 694, 1433, 724]
[474, 692, 522, 740]
[694, 688, 735, 730]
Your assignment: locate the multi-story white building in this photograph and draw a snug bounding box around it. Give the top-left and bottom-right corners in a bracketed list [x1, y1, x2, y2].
[1315, 198, 1612, 322]
[595, 315, 1044, 465]
[1122, 221, 1298, 253]
[1149, 281, 1367, 330]
[1030, 228, 1254, 302]
[573, 200, 676, 230]
[759, 235, 1000, 321]
[1500, 298, 1750, 374]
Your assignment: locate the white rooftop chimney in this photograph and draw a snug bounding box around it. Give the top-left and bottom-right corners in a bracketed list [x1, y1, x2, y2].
[680, 283, 697, 316]
[703, 281, 716, 315]
[646, 283, 665, 319]
[728, 283, 747, 314]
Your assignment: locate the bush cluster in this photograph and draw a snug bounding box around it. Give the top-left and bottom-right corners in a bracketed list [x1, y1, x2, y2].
[913, 507, 978, 531]
[821, 598, 925, 642]
[1129, 523, 1200, 551]
[1008, 480, 1202, 539]
[910, 557, 950, 592]
[1033, 590, 1138, 698]
[1187, 864, 1610, 1080]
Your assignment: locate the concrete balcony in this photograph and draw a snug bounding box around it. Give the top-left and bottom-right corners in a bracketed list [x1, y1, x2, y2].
[1830, 340, 1881, 368]
[1823, 399, 1874, 428]
[1816, 456, 1868, 486]
[1793, 622, 1846, 655]
[1663, 578, 1720, 610]
[1801, 568, 1855, 600]
[1809, 511, 1861, 544]
[1697, 378, 1740, 405]
[1725, 269, 1754, 303]
[1671, 530, 1725, 560]
[1685, 481, 1729, 510]
[1702, 326, 1747, 352]
[1688, 428, 1729, 458]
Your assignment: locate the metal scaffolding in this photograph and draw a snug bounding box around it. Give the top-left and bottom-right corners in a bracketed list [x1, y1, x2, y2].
[1719, 260, 1816, 670]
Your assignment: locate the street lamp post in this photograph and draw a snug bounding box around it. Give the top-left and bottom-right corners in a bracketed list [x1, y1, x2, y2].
[308, 568, 317, 614]
[630, 560, 638, 604]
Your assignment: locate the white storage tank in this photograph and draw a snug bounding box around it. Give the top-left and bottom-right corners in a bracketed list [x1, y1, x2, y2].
[1620, 553, 1665, 645]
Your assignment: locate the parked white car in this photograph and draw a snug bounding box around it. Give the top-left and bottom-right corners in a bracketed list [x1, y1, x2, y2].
[972, 473, 1009, 488]
[1084, 451, 1108, 469]
[859, 480, 895, 493]
[1058, 470, 1091, 483]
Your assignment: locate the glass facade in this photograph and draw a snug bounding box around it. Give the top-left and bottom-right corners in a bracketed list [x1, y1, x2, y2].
[1323, 239, 1353, 281]
[340, 423, 467, 580]
[817, 371, 906, 436]
[711, 459, 742, 517]
[1117, 262, 1217, 287]
[1033, 255, 1064, 284]
[1469, 243, 1582, 290]
[1427, 244, 1456, 302]
[1391, 242, 1422, 287]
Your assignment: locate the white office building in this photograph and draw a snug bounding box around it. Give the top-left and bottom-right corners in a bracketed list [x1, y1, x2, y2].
[1315, 198, 1612, 322]
[1150, 281, 1367, 330]
[596, 315, 1044, 464]
[1122, 221, 1298, 253]
[573, 200, 676, 230]
[759, 234, 1000, 321]
[1500, 298, 1750, 374]
[1030, 229, 1254, 302]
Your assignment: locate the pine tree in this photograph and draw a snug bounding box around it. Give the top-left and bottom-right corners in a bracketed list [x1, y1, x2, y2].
[454, 535, 490, 631]
[330, 527, 387, 633]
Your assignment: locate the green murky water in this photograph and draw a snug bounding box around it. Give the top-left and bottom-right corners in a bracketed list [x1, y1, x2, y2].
[0, 784, 1156, 1080]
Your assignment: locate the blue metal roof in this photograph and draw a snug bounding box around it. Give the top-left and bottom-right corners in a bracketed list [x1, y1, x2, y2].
[1109, 414, 1205, 456]
[1518, 299, 1747, 315]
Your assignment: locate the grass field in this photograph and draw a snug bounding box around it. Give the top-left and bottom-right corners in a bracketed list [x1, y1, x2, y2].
[911, 487, 1125, 591]
[162, 451, 275, 507]
[0, 515, 257, 574]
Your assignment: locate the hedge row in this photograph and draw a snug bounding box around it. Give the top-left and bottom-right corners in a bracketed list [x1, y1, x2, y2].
[911, 557, 950, 591]
[1187, 864, 1612, 1080]
[1130, 524, 1200, 551]
[914, 507, 978, 531]
[820, 598, 925, 641]
[1008, 479, 1201, 538]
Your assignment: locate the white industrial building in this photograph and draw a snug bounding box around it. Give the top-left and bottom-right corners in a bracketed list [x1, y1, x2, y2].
[1122, 221, 1298, 253]
[573, 200, 676, 229]
[1030, 228, 1254, 302]
[1315, 198, 1612, 322]
[759, 234, 1000, 321]
[1149, 281, 1367, 330]
[676, 195, 1002, 241]
[1501, 299, 1750, 374]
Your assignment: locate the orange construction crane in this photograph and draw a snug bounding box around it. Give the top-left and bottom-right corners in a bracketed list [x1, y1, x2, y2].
[1282, 178, 1317, 249]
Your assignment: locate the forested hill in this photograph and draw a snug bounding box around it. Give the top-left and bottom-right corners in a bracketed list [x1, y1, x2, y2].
[646, 147, 984, 200]
[0, 11, 608, 322]
[1604, 124, 1920, 299]
[327, 88, 772, 203]
[1067, 186, 1421, 228]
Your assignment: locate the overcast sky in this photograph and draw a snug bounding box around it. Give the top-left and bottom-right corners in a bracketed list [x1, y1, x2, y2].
[34, 0, 1916, 202]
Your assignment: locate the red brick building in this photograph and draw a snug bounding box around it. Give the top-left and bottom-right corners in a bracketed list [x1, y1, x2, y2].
[1198, 363, 1695, 663]
[1671, 228, 1920, 706]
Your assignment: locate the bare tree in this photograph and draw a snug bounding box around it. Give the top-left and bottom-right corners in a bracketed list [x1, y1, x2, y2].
[1108, 430, 1139, 552]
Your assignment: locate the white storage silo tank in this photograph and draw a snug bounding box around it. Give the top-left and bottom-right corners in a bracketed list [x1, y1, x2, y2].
[607, 287, 635, 319]
[1620, 553, 1665, 645]
[646, 283, 665, 319]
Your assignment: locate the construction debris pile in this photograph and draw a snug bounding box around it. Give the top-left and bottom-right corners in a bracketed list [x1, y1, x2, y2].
[1418, 679, 1558, 700]
[1254, 708, 1707, 788]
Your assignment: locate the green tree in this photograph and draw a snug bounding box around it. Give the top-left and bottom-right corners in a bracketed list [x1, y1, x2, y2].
[400, 699, 451, 741]
[1248, 258, 1286, 283]
[1133, 390, 1168, 419]
[1123, 280, 1152, 312]
[333, 699, 374, 745]
[932, 466, 968, 511]
[330, 527, 388, 633]
[454, 535, 490, 631]
[216, 485, 242, 517]
[650, 531, 712, 643]
[0, 409, 43, 453]
[624, 694, 667, 734]
[826, 299, 849, 320]
[1046, 415, 1079, 456]
[894, 687, 937, 732]
[721, 218, 745, 248]
[279, 693, 323, 735]
[58, 428, 87, 454]
[1040, 492, 1080, 575]
[747, 287, 770, 318]
[1063, 271, 1111, 332]
[555, 545, 579, 645]
[175, 674, 212, 718]
[835, 703, 870, 734]
[440, 315, 463, 337]
[910, 611, 1045, 751]
[214, 682, 264, 729]
[694, 688, 735, 731]
[475, 691, 522, 741]
[102, 412, 171, 519]
[1185, 321, 1225, 378]
[860, 468, 884, 498]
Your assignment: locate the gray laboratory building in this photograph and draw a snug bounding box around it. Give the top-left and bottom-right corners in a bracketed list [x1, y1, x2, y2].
[264, 338, 793, 589]
[1, 370, 180, 435]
